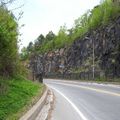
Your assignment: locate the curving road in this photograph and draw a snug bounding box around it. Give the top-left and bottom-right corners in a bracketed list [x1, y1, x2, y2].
[44, 79, 120, 120]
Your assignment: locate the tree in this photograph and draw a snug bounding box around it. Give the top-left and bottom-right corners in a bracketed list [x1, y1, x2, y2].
[20, 47, 29, 61]
[37, 34, 45, 45]
[73, 10, 90, 38]
[55, 25, 68, 48]
[0, 6, 18, 76]
[34, 34, 45, 51]
[0, 0, 14, 5]
[27, 42, 33, 52]
[45, 31, 55, 42]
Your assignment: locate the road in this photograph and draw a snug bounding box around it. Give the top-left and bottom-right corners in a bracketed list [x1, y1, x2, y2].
[44, 79, 120, 120]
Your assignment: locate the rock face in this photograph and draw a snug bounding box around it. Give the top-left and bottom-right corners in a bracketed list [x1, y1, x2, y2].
[30, 54, 44, 82]
[31, 16, 120, 79]
[67, 16, 120, 78]
[43, 48, 68, 74]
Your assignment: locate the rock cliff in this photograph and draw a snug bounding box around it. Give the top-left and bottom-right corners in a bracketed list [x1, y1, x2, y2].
[30, 16, 120, 80]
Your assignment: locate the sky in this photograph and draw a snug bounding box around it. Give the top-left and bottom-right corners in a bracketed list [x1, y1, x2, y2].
[9, 0, 101, 50]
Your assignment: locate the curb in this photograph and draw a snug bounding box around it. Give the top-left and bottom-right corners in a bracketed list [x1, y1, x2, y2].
[20, 87, 49, 120]
[35, 88, 55, 120]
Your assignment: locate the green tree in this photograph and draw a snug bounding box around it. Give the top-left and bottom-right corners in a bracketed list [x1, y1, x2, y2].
[20, 47, 29, 61]
[0, 6, 18, 76]
[34, 34, 45, 51]
[55, 25, 68, 48]
[45, 31, 55, 42]
[37, 34, 45, 45]
[27, 42, 33, 52]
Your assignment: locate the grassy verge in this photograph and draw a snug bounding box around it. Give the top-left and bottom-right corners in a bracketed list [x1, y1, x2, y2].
[0, 75, 45, 120]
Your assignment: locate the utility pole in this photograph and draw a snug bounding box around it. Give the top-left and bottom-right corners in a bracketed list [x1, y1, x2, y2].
[85, 35, 95, 80]
[92, 33, 95, 80]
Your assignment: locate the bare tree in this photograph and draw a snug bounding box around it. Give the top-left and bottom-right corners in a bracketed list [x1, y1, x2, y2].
[0, 0, 16, 5]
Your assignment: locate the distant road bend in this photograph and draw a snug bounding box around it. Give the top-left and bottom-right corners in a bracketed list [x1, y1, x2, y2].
[44, 79, 120, 120]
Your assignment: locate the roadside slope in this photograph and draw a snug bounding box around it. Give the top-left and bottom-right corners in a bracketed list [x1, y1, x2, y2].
[0, 76, 45, 120]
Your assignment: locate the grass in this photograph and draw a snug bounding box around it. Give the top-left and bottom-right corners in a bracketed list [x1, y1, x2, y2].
[0, 75, 44, 120]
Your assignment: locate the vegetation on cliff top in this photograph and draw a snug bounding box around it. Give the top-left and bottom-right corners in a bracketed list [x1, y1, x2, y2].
[21, 0, 120, 59]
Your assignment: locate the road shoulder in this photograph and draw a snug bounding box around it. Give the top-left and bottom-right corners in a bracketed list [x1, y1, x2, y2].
[20, 86, 54, 120]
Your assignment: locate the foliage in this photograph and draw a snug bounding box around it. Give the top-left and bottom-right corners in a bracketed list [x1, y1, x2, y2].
[20, 47, 29, 61]
[23, 0, 120, 57]
[89, 0, 120, 28]
[0, 6, 19, 76]
[54, 25, 68, 49]
[0, 75, 44, 120]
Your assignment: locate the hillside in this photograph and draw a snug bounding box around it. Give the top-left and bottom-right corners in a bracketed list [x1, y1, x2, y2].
[23, 0, 120, 81]
[37, 16, 120, 81]
[23, 0, 120, 54]
[0, 76, 44, 120]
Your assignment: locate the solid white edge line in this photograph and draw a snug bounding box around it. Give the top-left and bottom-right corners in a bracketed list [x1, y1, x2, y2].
[48, 82, 120, 97]
[46, 84, 88, 120]
[44, 79, 120, 88]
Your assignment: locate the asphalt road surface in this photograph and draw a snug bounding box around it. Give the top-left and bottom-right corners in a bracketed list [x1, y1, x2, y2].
[44, 79, 120, 120]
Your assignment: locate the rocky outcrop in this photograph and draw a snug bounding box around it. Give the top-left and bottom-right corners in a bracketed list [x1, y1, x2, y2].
[30, 16, 120, 79]
[67, 16, 120, 77]
[43, 48, 68, 74]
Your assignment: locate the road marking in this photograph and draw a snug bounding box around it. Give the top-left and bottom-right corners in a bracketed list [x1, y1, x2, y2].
[47, 84, 88, 120]
[45, 79, 120, 88]
[50, 79, 120, 88]
[49, 82, 120, 97]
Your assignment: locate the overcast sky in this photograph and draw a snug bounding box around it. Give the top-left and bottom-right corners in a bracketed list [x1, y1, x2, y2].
[10, 0, 101, 50]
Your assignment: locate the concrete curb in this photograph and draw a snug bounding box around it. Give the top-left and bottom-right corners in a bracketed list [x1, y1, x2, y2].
[35, 89, 55, 120]
[20, 87, 49, 120]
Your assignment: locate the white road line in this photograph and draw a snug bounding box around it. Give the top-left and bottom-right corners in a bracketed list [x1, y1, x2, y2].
[44, 79, 120, 88]
[48, 82, 120, 97]
[46, 84, 88, 120]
